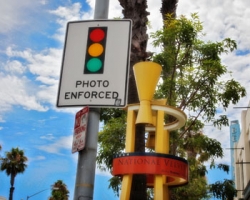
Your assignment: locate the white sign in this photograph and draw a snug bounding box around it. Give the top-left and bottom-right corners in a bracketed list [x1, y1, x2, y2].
[57, 20, 132, 108]
[72, 107, 89, 153]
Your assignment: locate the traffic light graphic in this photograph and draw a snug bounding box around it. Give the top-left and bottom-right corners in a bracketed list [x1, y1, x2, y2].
[84, 27, 108, 74]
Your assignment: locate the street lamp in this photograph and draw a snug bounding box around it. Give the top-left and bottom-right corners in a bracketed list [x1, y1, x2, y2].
[26, 187, 58, 200]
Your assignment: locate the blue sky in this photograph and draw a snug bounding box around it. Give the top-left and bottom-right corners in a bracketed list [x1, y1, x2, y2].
[1, 0, 250, 199]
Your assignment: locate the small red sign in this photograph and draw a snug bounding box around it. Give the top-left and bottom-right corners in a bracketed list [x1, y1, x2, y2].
[72, 107, 89, 153]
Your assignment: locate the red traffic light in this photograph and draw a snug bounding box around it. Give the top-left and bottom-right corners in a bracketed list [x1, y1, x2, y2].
[89, 28, 105, 42]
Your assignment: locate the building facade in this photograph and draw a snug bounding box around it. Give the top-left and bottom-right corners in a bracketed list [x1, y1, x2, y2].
[234, 106, 250, 199]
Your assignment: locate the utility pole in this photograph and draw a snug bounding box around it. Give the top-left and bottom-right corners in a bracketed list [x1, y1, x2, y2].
[73, 1, 109, 200]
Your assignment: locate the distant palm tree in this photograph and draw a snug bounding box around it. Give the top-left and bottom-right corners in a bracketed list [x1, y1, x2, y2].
[49, 180, 69, 200]
[0, 147, 28, 200]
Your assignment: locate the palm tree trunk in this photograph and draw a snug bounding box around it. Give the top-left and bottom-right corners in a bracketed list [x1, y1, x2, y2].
[118, 0, 149, 199]
[161, 0, 178, 20]
[118, 0, 179, 199]
[9, 187, 14, 200]
[9, 173, 15, 200]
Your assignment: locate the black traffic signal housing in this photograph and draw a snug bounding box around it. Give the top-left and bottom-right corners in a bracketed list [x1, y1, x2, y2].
[84, 27, 107, 74]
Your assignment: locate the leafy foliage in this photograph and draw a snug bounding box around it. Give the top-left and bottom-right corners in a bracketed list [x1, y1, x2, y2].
[97, 113, 126, 196]
[150, 13, 244, 199]
[49, 180, 69, 200]
[108, 176, 122, 196]
[151, 14, 246, 129]
[97, 113, 126, 171]
[210, 179, 237, 200]
[100, 108, 125, 124]
[171, 177, 210, 200]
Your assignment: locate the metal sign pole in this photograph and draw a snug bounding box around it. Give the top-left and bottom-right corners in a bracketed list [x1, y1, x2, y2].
[73, 108, 100, 200]
[73, 1, 109, 199]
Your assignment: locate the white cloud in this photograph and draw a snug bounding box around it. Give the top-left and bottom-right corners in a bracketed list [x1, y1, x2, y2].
[4, 60, 26, 74]
[49, 3, 86, 42]
[108, 0, 123, 19]
[0, 0, 31, 33]
[6, 47, 62, 79]
[49, 2, 82, 21]
[0, 46, 63, 116]
[29, 155, 46, 162]
[0, 73, 48, 113]
[37, 135, 72, 154]
[37, 84, 59, 106]
[40, 134, 55, 140]
[0, 0, 48, 34]
[177, 0, 250, 50]
[0, 117, 5, 123]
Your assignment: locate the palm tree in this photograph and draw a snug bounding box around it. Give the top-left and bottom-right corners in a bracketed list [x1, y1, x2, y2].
[116, 1, 179, 199]
[117, 0, 150, 199]
[0, 147, 28, 200]
[49, 180, 69, 200]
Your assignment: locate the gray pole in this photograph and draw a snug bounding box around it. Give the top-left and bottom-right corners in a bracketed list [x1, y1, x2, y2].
[94, 0, 110, 19]
[73, 108, 100, 200]
[73, 1, 109, 200]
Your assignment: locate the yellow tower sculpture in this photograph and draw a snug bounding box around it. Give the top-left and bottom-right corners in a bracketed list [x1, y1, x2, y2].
[112, 61, 188, 200]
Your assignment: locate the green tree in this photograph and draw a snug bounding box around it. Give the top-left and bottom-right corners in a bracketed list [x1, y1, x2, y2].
[151, 13, 245, 199]
[98, 113, 126, 195]
[207, 164, 236, 200]
[210, 179, 237, 200]
[49, 180, 69, 200]
[98, 13, 245, 199]
[151, 13, 245, 150]
[0, 147, 28, 200]
[170, 128, 224, 199]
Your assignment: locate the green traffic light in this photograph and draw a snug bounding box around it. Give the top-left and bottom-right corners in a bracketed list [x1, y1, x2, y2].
[86, 58, 102, 72]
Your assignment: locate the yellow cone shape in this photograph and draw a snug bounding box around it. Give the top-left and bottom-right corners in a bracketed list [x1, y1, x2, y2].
[133, 62, 162, 124]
